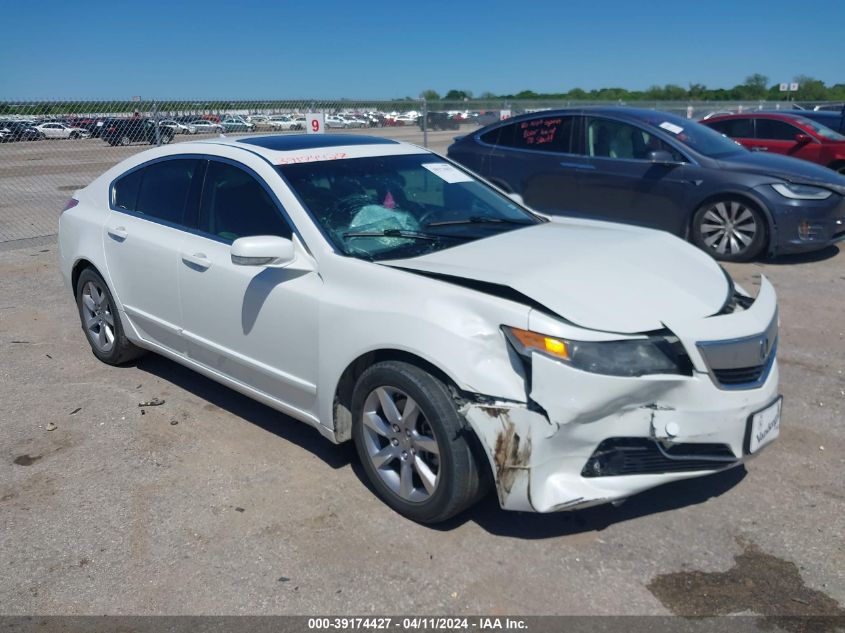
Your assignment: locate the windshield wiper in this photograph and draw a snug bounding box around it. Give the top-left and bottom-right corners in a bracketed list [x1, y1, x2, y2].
[343, 229, 439, 241]
[425, 215, 535, 227]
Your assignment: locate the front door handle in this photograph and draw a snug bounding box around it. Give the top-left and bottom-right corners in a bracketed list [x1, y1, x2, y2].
[107, 226, 128, 240]
[181, 252, 212, 270]
[751, 147, 768, 152]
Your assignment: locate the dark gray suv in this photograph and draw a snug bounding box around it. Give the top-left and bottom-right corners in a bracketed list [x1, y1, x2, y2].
[448, 107, 845, 261]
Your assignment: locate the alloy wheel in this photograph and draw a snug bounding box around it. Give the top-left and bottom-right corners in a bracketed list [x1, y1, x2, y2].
[81, 280, 115, 353]
[361, 386, 441, 503]
[698, 200, 758, 257]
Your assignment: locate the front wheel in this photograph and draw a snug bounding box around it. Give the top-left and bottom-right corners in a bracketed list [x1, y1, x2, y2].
[692, 198, 766, 262]
[351, 361, 486, 523]
[75, 268, 145, 365]
[119, 135, 131, 146]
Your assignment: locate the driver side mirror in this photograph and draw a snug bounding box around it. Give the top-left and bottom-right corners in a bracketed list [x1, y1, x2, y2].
[794, 133, 812, 145]
[231, 235, 295, 267]
[507, 192, 527, 207]
[647, 149, 678, 164]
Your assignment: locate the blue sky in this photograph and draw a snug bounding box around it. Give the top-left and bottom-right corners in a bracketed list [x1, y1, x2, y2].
[0, 0, 841, 100]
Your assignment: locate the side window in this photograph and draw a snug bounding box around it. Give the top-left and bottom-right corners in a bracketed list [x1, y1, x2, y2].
[586, 117, 684, 161]
[481, 117, 574, 152]
[709, 118, 753, 138]
[134, 158, 200, 224]
[198, 161, 292, 242]
[480, 122, 516, 147]
[112, 168, 143, 212]
[513, 116, 574, 151]
[756, 119, 802, 141]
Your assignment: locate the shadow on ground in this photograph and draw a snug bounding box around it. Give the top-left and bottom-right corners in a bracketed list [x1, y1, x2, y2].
[764, 244, 840, 265]
[133, 353, 355, 471]
[133, 352, 747, 538]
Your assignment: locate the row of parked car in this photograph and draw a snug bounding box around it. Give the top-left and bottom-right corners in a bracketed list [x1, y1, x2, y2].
[0, 110, 433, 144]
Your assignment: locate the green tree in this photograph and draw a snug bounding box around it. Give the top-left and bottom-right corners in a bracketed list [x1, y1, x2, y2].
[742, 74, 769, 99]
[794, 75, 828, 101]
[688, 83, 707, 100]
[420, 89, 440, 101]
[443, 89, 472, 101]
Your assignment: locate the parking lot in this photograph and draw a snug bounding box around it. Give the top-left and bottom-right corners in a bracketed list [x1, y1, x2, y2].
[1, 129, 844, 620]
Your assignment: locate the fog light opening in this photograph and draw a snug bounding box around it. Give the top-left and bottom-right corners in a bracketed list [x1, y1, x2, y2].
[798, 220, 811, 239]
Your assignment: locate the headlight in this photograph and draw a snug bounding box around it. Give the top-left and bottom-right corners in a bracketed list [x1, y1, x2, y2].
[771, 183, 832, 200]
[502, 327, 685, 377]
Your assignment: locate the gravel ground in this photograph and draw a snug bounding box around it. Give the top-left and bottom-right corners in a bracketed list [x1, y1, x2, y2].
[0, 137, 843, 617]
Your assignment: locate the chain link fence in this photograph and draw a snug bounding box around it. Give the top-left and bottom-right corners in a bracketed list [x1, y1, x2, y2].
[0, 97, 828, 243]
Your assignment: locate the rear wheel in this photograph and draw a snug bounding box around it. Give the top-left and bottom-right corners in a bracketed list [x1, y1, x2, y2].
[119, 135, 131, 146]
[692, 198, 766, 262]
[351, 361, 486, 523]
[75, 268, 145, 365]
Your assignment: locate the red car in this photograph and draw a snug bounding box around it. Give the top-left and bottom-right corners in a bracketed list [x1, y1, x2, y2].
[702, 112, 845, 175]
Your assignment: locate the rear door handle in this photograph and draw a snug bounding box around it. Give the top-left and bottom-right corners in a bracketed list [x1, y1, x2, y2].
[181, 252, 212, 270]
[107, 226, 128, 240]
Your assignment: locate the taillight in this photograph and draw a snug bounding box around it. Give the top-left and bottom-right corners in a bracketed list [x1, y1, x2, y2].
[62, 198, 79, 214]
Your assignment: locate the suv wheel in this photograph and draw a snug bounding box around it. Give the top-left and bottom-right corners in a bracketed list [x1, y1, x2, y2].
[692, 198, 766, 262]
[119, 135, 131, 146]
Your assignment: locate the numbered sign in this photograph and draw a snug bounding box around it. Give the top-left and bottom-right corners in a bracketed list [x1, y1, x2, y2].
[306, 113, 325, 134]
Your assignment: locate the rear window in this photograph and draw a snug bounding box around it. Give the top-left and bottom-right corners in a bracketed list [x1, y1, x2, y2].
[707, 118, 754, 138]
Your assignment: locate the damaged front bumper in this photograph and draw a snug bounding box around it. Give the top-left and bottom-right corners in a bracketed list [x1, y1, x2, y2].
[463, 276, 781, 513]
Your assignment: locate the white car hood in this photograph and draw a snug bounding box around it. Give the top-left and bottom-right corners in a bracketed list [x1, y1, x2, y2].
[384, 220, 729, 334]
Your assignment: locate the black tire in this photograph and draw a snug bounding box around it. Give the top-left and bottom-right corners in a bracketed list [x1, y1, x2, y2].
[119, 135, 131, 146]
[69, 132, 79, 139]
[830, 161, 845, 176]
[351, 361, 486, 523]
[691, 198, 767, 262]
[75, 268, 146, 365]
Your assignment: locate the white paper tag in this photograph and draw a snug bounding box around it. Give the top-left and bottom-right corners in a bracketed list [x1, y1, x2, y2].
[421, 162, 473, 183]
[659, 121, 684, 135]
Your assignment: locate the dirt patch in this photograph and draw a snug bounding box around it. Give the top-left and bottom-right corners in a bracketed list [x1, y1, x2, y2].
[648, 540, 845, 633]
[13, 454, 42, 466]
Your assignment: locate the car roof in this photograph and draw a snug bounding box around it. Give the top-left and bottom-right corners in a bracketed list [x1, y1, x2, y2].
[174, 133, 429, 164]
[703, 112, 821, 128]
[477, 106, 690, 127]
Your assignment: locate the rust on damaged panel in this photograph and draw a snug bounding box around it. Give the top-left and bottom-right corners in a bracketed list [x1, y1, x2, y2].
[493, 415, 532, 493]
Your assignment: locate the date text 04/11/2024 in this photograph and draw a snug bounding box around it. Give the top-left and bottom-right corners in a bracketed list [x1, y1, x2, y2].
[306, 617, 529, 630]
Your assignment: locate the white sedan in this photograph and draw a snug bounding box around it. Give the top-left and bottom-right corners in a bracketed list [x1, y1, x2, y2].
[325, 115, 348, 129]
[35, 122, 91, 139]
[58, 134, 781, 523]
[188, 119, 225, 134]
[159, 119, 197, 134]
[268, 115, 303, 131]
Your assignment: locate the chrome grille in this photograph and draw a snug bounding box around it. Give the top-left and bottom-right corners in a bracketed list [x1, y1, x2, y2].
[697, 314, 778, 390]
